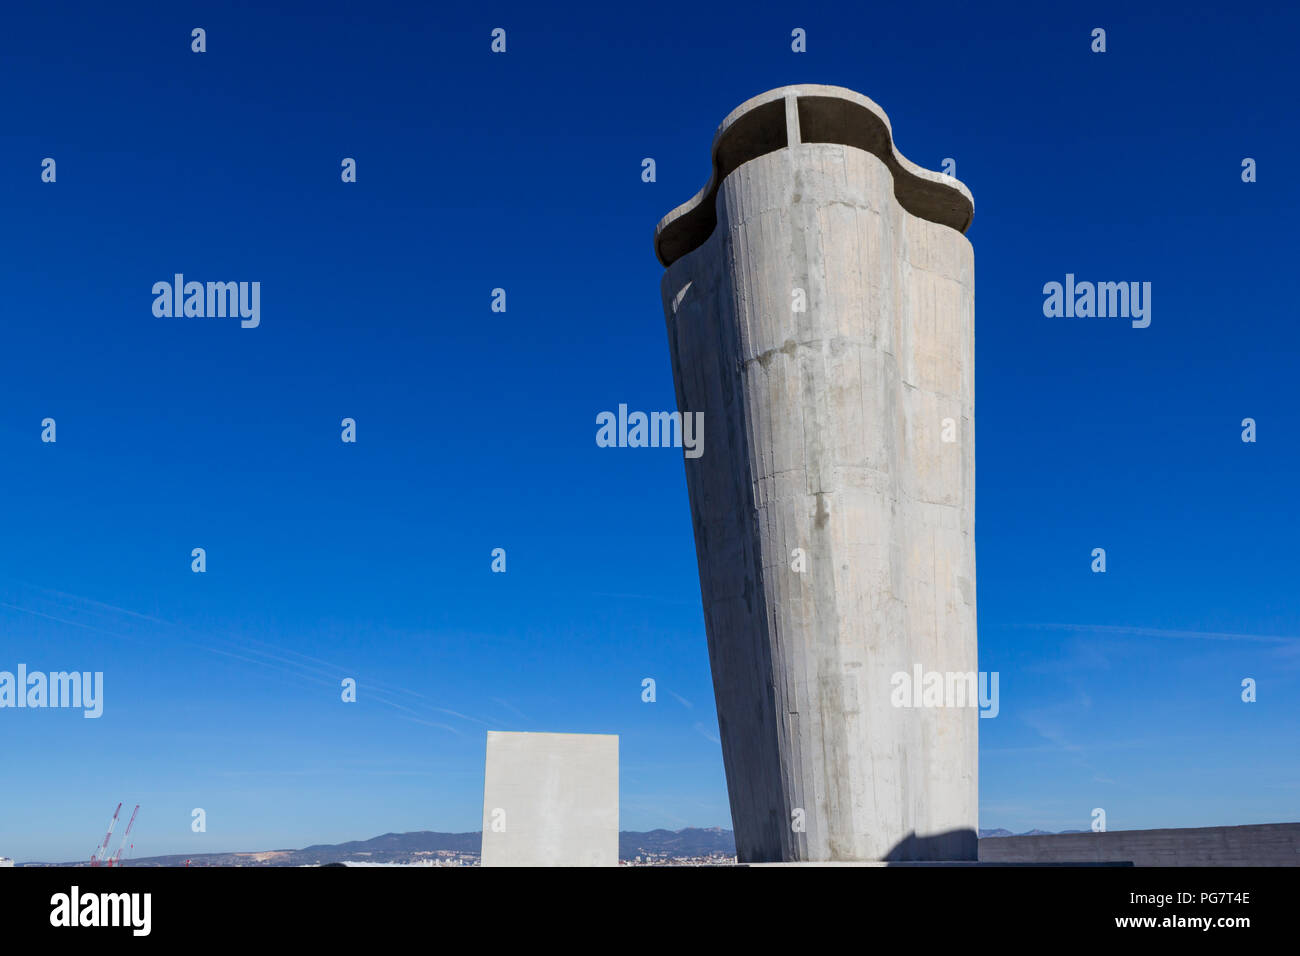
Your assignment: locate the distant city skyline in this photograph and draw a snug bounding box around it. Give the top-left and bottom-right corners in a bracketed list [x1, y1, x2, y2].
[10, 823, 1119, 867]
[3, 1, 1299, 863]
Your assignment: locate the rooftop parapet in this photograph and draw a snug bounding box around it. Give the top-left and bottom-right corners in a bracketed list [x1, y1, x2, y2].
[653, 84, 974, 267]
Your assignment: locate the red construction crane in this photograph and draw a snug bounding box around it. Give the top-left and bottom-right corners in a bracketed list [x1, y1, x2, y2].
[89, 802, 122, 867]
[107, 805, 139, 867]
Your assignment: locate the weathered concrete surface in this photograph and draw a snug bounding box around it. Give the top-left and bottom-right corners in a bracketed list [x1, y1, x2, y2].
[480, 732, 618, 867]
[657, 85, 977, 862]
[979, 824, 1300, 866]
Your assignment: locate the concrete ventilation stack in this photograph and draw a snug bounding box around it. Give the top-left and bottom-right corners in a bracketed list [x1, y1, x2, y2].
[655, 85, 978, 862]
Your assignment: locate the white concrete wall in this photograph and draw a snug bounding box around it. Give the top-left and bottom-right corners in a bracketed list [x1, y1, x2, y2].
[659, 91, 977, 862]
[480, 732, 618, 867]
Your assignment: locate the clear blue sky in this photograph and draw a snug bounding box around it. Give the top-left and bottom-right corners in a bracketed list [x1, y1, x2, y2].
[1, 0, 1297, 862]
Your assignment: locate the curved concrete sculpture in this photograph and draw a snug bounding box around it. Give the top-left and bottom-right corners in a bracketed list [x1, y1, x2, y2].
[655, 85, 974, 267]
[656, 84, 977, 862]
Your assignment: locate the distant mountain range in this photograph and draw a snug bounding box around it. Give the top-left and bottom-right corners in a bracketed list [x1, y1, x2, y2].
[21, 826, 1082, 866]
[620, 827, 734, 859]
[24, 828, 735, 867]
